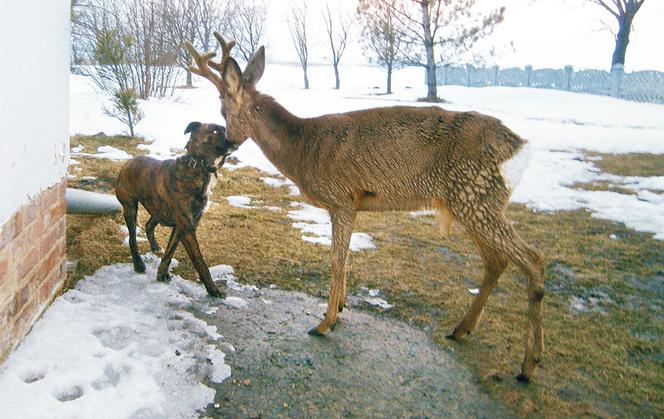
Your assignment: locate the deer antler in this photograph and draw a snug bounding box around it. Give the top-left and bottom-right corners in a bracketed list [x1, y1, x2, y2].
[184, 33, 237, 95]
[209, 32, 236, 73]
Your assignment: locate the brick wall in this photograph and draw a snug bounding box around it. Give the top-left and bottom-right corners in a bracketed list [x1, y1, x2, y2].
[0, 180, 67, 363]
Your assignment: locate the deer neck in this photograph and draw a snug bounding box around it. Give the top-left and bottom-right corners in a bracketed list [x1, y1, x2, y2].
[249, 94, 304, 179]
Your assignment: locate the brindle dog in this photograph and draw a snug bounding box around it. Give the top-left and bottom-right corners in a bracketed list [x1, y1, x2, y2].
[115, 122, 237, 297]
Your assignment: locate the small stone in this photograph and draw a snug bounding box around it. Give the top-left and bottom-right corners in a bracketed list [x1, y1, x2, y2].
[175, 349, 181, 356]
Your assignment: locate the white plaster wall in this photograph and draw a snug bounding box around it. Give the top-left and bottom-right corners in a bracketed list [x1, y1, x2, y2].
[0, 1, 70, 225]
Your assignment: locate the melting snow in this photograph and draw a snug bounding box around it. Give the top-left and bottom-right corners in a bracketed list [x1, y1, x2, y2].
[0, 256, 230, 419]
[226, 196, 252, 208]
[209, 264, 259, 294]
[73, 145, 132, 161]
[358, 287, 393, 309]
[261, 177, 301, 196]
[288, 202, 376, 251]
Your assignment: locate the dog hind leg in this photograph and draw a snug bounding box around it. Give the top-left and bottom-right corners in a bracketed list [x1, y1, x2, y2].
[121, 200, 146, 273]
[145, 216, 164, 255]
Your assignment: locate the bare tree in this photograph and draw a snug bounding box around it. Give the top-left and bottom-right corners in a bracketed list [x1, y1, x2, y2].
[287, 1, 310, 89]
[588, 0, 645, 69]
[322, 4, 352, 89]
[387, 0, 504, 101]
[163, 0, 224, 87]
[223, 0, 267, 62]
[73, 0, 179, 98]
[357, 0, 402, 94]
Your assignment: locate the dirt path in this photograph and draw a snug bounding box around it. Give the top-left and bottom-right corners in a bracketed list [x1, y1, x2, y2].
[193, 287, 508, 418]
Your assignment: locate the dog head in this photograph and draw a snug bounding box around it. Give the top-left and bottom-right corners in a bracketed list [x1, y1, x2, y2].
[184, 122, 238, 167]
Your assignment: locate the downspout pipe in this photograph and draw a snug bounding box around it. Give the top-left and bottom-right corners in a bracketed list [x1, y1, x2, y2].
[66, 188, 122, 215]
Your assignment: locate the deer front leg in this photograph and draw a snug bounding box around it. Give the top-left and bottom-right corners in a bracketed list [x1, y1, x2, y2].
[309, 208, 356, 336]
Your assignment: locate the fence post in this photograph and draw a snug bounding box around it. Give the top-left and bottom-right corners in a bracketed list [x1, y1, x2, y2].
[493, 65, 499, 86]
[564, 65, 573, 91]
[525, 65, 532, 87]
[611, 63, 624, 98]
[442, 64, 449, 85]
[466, 64, 473, 87]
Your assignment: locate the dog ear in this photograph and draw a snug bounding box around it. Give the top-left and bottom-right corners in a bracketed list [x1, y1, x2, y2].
[184, 121, 202, 135]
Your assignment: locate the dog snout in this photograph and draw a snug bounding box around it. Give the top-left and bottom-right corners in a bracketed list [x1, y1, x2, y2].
[223, 140, 239, 155]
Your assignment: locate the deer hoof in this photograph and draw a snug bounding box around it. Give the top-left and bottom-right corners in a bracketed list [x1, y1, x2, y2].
[516, 374, 531, 384]
[308, 327, 326, 337]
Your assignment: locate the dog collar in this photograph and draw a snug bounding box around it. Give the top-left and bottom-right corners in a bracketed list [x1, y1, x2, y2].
[187, 156, 217, 173]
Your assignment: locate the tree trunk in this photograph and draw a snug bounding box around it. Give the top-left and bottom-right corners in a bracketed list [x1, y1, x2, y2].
[386, 62, 392, 94]
[611, 15, 633, 68]
[334, 64, 340, 89]
[421, 1, 437, 101]
[304, 70, 309, 89]
[127, 109, 135, 137]
[186, 69, 193, 87]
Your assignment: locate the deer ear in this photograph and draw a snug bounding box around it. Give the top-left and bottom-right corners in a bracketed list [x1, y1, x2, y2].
[184, 121, 202, 135]
[243, 46, 265, 87]
[223, 58, 243, 96]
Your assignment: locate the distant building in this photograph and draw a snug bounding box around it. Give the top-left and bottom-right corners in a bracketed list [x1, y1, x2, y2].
[0, 1, 70, 362]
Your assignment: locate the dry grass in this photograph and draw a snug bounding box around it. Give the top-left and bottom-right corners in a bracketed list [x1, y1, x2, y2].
[66, 136, 664, 417]
[584, 152, 664, 178]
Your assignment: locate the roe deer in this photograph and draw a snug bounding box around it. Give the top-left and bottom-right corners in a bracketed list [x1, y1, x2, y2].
[186, 34, 547, 382]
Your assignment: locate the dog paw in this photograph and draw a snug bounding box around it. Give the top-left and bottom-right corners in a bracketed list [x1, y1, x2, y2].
[206, 286, 226, 299]
[156, 272, 171, 283]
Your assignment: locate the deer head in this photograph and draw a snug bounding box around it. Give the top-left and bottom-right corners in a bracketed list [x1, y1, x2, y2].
[186, 32, 265, 145]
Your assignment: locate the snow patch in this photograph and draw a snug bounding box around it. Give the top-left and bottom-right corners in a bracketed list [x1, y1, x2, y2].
[288, 202, 376, 252]
[261, 176, 300, 196]
[73, 145, 132, 161]
[0, 257, 230, 418]
[226, 195, 252, 208]
[358, 287, 393, 309]
[209, 264, 260, 294]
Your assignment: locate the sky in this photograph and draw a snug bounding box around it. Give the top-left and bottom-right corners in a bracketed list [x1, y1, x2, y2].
[260, 0, 664, 72]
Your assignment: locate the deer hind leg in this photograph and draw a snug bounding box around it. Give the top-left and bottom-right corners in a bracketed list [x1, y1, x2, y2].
[309, 208, 356, 336]
[447, 236, 509, 340]
[456, 208, 546, 382]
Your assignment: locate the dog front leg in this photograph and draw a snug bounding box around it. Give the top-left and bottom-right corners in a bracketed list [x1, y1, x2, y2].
[176, 223, 225, 298]
[156, 228, 179, 282]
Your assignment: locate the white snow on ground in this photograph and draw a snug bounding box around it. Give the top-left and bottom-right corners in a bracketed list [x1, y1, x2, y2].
[288, 202, 377, 252]
[226, 195, 252, 208]
[70, 63, 664, 238]
[261, 176, 300, 196]
[73, 145, 132, 161]
[357, 287, 393, 309]
[0, 256, 230, 419]
[209, 264, 259, 294]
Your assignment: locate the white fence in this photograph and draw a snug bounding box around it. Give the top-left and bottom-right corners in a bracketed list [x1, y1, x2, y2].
[436, 64, 664, 104]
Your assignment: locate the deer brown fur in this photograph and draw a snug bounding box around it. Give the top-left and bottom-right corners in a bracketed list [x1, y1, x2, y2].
[186, 35, 547, 382]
